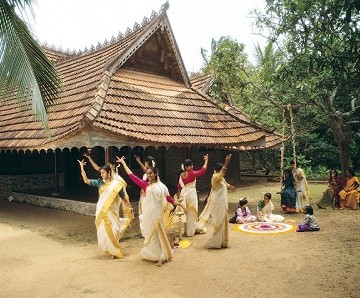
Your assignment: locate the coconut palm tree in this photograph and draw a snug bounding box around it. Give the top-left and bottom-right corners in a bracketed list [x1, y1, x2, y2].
[253, 41, 280, 69]
[0, 0, 61, 127]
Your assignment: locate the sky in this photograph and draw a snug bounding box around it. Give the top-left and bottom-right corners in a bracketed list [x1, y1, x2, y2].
[27, 0, 268, 73]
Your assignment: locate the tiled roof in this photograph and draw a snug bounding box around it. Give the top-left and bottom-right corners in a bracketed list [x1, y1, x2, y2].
[0, 5, 269, 151]
[190, 73, 215, 93]
[42, 47, 76, 64]
[91, 69, 266, 147]
[190, 74, 284, 150]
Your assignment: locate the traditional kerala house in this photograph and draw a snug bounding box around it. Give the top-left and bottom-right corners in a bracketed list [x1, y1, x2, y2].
[0, 3, 281, 208]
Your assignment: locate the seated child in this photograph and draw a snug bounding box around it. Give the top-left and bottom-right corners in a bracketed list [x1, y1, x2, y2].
[235, 198, 256, 224]
[296, 204, 320, 232]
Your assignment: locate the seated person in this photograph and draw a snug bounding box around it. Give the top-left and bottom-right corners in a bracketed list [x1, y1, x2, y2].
[234, 198, 256, 224]
[316, 169, 342, 209]
[339, 168, 359, 210]
[296, 204, 320, 232]
[257, 193, 284, 223]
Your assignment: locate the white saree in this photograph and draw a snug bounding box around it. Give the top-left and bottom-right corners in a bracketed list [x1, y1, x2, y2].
[294, 168, 310, 212]
[256, 200, 284, 223]
[113, 172, 134, 222]
[95, 179, 130, 258]
[179, 178, 198, 236]
[205, 172, 229, 249]
[138, 173, 147, 237]
[140, 182, 174, 262]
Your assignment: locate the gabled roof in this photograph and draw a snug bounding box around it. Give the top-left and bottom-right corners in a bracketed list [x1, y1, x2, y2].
[0, 3, 269, 151]
[190, 73, 284, 150]
[189, 73, 215, 94]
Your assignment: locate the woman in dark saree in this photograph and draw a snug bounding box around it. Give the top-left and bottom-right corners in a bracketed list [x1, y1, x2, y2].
[280, 169, 297, 213]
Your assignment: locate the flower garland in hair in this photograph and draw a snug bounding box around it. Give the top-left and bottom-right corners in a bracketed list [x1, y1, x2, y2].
[181, 164, 185, 171]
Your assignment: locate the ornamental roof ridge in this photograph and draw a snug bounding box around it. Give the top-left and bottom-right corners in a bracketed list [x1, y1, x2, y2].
[40, 2, 170, 62]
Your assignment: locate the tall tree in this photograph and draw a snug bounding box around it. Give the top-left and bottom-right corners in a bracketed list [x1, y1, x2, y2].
[254, 0, 360, 172]
[201, 36, 249, 106]
[0, 0, 61, 127]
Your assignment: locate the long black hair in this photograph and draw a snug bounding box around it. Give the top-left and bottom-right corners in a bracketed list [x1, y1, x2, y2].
[304, 204, 314, 215]
[181, 159, 193, 172]
[145, 156, 156, 167]
[146, 166, 159, 182]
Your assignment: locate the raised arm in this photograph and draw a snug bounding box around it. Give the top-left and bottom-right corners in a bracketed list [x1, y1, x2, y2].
[77, 159, 90, 185]
[117, 156, 133, 175]
[82, 152, 100, 172]
[117, 156, 148, 191]
[203, 154, 209, 168]
[220, 154, 232, 176]
[193, 154, 209, 177]
[135, 155, 147, 173]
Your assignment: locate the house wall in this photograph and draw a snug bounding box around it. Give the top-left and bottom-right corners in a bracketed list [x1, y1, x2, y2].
[0, 173, 64, 200]
[0, 147, 241, 201]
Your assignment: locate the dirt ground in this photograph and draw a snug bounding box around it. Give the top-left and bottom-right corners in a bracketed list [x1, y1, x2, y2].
[0, 179, 359, 298]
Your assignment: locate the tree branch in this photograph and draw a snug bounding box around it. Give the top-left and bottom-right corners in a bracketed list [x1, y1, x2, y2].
[348, 120, 360, 124]
[342, 97, 359, 117]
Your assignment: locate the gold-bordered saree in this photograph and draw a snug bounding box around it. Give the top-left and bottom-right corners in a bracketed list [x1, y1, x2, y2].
[140, 182, 174, 262]
[95, 179, 130, 258]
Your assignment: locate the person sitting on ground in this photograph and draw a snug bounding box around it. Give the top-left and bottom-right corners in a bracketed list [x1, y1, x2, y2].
[316, 169, 342, 209]
[296, 204, 320, 232]
[234, 198, 256, 224]
[339, 168, 359, 210]
[257, 193, 284, 223]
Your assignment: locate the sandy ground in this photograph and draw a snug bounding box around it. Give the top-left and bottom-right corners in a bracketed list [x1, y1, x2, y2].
[0, 180, 359, 298]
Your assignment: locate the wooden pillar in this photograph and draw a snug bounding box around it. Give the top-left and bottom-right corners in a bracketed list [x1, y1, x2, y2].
[52, 149, 60, 196]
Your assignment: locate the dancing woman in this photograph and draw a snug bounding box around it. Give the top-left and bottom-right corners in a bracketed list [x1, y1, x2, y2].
[135, 155, 156, 237]
[117, 156, 173, 267]
[78, 159, 131, 259]
[83, 152, 133, 221]
[177, 155, 208, 236]
[202, 154, 233, 249]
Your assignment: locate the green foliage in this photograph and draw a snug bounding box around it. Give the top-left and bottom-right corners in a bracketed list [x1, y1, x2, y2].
[201, 0, 360, 173]
[253, 0, 360, 171]
[0, 0, 62, 127]
[202, 36, 250, 106]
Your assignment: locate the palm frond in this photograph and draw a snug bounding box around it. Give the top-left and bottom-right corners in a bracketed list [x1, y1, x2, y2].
[0, 0, 61, 127]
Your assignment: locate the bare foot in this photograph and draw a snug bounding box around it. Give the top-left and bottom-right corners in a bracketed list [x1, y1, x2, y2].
[156, 260, 162, 267]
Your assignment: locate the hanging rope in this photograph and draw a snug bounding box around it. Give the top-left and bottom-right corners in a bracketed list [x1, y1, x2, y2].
[280, 109, 286, 184]
[288, 104, 297, 166]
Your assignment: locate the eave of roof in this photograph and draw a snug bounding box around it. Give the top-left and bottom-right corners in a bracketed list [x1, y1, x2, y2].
[0, 3, 273, 152]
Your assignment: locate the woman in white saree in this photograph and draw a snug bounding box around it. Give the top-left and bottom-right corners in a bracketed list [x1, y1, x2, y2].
[177, 155, 208, 237]
[200, 154, 232, 249]
[257, 193, 284, 222]
[118, 156, 174, 267]
[290, 162, 310, 212]
[82, 153, 134, 221]
[78, 160, 131, 259]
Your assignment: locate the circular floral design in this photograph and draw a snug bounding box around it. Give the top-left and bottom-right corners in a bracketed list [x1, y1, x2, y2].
[233, 222, 295, 235]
